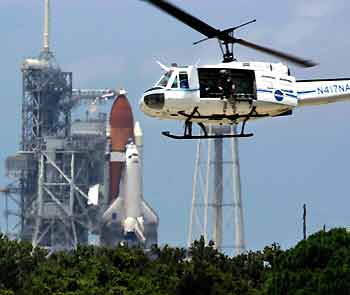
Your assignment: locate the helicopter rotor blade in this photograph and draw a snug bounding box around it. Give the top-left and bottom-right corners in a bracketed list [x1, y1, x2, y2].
[193, 37, 211, 45]
[142, 0, 219, 38]
[142, 0, 317, 68]
[235, 38, 317, 68]
[223, 19, 257, 33]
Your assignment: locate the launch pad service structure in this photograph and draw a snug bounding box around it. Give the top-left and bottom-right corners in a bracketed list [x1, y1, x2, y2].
[2, 0, 158, 252]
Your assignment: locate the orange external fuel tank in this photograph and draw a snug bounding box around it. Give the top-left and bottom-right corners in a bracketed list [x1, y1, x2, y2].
[109, 94, 134, 204]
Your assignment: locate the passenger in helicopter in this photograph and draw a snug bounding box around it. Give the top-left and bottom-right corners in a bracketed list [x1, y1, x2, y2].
[218, 70, 236, 98]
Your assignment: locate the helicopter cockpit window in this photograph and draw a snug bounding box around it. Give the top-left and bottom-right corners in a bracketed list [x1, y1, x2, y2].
[157, 71, 173, 87]
[179, 72, 189, 89]
[172, 75, 179, 88]
[198, 68, 256, 99]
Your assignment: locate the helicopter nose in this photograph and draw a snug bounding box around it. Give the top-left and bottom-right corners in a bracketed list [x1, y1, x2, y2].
[140, 93, 165, 110]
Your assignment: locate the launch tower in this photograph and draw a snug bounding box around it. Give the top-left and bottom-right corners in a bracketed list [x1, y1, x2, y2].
[3, 0, 114, 251]
[2, 0, 159, 252]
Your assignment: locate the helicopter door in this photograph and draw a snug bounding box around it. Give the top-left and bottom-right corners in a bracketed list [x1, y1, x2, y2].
[198, 68, 256, 99]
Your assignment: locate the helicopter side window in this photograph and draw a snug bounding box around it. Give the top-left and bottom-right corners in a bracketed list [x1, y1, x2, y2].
[157, 71, 173, 87]
[179, 72, 189, 89]
[172, 75, 179, 88]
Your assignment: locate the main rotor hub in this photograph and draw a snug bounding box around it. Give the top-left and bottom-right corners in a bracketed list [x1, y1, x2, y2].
[217, 19, 256, 63]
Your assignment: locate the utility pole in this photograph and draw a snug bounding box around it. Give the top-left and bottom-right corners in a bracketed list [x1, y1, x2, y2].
[303, 204, 307, 240]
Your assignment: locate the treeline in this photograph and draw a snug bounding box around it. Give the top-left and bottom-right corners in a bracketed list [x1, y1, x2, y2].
[1, 228, 350, 294]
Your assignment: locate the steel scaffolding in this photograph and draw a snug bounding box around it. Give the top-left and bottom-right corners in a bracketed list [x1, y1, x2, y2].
[1, 0, 112, 252]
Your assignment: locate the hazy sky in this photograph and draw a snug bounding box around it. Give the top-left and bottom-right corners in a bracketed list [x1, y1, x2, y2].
[1, 0, 350, 252]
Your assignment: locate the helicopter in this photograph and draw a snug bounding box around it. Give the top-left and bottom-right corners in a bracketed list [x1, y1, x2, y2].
[139, 0, 350, 139]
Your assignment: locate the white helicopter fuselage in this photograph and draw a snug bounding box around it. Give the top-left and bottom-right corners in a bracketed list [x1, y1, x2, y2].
[140, 61, 350, 125]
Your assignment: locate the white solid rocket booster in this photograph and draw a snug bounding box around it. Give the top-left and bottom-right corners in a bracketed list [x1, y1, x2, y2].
[102, 122, 158, 246]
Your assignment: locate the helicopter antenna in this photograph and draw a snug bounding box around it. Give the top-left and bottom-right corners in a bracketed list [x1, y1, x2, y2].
[142, 0, 317, 67]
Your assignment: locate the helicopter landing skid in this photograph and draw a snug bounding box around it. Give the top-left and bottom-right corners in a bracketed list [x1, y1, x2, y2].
[162, 131, 253, 140]
[161, 106, 255, 140]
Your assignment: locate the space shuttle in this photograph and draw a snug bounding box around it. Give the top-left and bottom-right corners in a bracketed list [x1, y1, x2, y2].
[99, 93, 158, 247]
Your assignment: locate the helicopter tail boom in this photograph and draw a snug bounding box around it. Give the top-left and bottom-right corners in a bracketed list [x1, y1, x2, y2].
[297, 79, 350, 107]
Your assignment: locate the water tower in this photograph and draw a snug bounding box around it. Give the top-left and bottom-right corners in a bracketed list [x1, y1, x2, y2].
[187, 126, 245, 255]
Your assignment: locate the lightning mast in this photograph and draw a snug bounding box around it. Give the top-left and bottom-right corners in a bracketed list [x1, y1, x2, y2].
[43, 0, 50, 53]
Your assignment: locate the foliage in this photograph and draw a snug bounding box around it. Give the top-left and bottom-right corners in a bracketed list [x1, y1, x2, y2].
[263, 228, 350, 295]
[0, 229, 350, 294]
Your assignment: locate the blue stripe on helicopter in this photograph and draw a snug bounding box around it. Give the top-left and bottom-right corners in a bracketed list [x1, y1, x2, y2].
[171, 88, 298, 99]
[257, 89, 273, 93]
[297, 90, 316, 95]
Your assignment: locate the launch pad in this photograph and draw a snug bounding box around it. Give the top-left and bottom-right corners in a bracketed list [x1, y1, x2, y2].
[2, 0, 158, 252]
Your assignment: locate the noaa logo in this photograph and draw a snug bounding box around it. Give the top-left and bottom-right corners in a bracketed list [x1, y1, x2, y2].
[274, 90, 284, 102]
